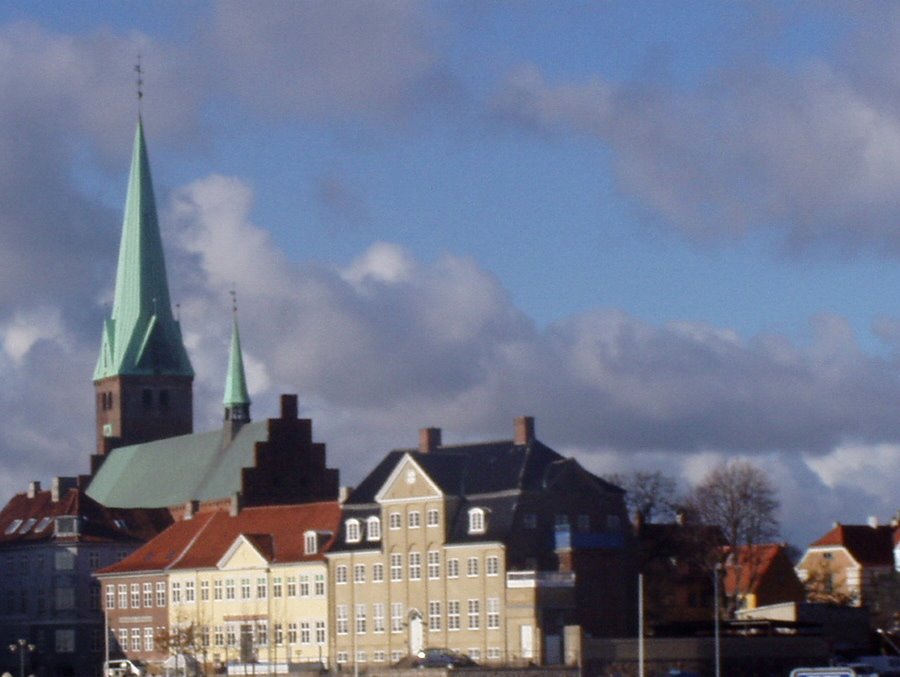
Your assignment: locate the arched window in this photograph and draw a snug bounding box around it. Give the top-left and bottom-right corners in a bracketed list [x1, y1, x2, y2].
[346, 519, 361, 543]
[366, 516, 381, 541]
[468, 508, 485, 534]
[304, 530, 318, 555]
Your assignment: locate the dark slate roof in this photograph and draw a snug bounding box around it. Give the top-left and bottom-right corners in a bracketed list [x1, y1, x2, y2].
[338, 437, 623, 550]
[0, 485, 171, 545]
[347, 439, 622, 506]
[86, 421, 270, 509]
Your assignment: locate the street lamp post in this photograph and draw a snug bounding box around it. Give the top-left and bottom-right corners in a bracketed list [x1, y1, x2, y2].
[8, 639, 34, 677]
[713, 563, 722, 677]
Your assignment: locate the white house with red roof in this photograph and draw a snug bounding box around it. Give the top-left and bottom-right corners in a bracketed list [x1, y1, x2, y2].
[95, 501, 340, 674]
[795, 520, 896, 607]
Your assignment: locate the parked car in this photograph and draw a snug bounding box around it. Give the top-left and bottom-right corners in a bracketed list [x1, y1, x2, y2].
[105, 659, 148, 677]
[413, 648, 477, 669]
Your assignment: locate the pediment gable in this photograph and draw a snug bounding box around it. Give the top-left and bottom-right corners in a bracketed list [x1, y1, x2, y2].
[217, 534, 272, 570]
[375, 454, 442, 503]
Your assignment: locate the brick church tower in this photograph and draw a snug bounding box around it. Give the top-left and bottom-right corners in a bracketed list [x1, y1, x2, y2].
[92, 119, 193, 464]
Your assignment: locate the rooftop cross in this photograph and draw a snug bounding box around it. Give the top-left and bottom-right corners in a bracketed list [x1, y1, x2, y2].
[134, 55, 143, 112]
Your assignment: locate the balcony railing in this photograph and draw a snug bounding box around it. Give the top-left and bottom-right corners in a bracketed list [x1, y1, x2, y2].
[506, 570, 575, 588]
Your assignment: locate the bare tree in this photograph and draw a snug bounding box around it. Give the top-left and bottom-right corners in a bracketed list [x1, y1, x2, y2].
[686, 460, 780, 617]
[803, 559, 855, 606]
[606, 470, 680, 524]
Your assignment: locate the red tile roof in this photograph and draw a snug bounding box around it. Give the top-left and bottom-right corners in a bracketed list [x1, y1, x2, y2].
[97, 502, 340, 575]
[811, 523, 895, 567]
[0, 486, 171, 544]
[723, 543, 783, 595]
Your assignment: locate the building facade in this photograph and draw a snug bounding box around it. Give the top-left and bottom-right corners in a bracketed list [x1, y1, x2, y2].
[97, 502, 341, 673]
[327, 418, 632, 670]
[0, 478, 171, 677]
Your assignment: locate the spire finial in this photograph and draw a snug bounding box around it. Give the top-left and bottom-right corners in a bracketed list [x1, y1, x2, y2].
[229, 289, 237, 315]
[135, 55, 144, 114]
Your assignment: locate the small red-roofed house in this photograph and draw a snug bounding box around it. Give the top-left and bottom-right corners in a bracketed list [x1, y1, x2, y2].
[95, 501, 340, 673]
[796, 521, 896, 606]
[723, 544, 805, 611]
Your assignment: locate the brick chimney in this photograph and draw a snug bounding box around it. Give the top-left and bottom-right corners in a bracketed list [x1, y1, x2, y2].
[27, 481, 41, 498]
[419, 427, 442, 453]
[514, 416, 535, 445]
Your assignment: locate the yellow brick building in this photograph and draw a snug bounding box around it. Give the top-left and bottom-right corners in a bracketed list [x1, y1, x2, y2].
[328, 418, 632, 670]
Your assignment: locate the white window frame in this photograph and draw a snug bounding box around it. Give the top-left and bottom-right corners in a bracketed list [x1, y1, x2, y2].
[346, 519, 361, 543]
[366, 516, 381, 541]
[468, 507, 485, 534]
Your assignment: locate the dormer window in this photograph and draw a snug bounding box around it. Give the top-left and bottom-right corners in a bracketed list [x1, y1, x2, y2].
[18, 518, 37, 534]
[366, 516, 381, 541]
[468, 508, 485, 534]
[55, 516, 80, 536]
[4, 519, 22, 535]
[304, 530, 318, 555]
[34, 517, 52, 533]
[346, 519, 361, 543]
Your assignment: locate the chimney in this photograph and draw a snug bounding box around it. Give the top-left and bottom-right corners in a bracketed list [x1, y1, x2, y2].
[184, 500, 199, 520]
[230, 492, 242, 517]
[51, 477, 77, 503]
[514, 416, 535, 445]
[419, 427, 442, 453]
[868, 515, 879, 529]
[280, 394, 298, 420]
[339, 486, 353, 504]
[27, 481, 41, 498]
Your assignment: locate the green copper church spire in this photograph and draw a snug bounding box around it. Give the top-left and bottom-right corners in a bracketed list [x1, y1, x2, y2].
[223, 295, 251, 423]
[93, 119, 193, 380]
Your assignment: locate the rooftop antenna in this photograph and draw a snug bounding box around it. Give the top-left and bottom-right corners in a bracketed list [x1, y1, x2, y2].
[134, 55, 144, 115]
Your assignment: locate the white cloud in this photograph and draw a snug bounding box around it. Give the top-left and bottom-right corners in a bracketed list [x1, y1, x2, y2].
[0, 307, 65, 365]
[490, 56, 900, 255]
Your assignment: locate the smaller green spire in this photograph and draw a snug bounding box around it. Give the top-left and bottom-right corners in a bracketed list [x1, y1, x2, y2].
[223, 300, 251, 422]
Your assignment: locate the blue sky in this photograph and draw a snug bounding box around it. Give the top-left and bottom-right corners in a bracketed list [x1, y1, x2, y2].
[1, 1, 899, 547]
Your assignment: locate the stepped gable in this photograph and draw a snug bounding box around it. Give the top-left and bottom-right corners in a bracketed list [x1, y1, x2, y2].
[87, 394, 340, 512]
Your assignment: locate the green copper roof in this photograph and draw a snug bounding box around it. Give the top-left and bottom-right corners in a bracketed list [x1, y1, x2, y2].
[93, 119, 193, 381]
[86, 422, 269, 508]
[223, 313, 251, 407]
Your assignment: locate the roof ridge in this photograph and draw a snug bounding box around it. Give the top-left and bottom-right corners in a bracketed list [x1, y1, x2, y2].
[167, 512, 218, 569]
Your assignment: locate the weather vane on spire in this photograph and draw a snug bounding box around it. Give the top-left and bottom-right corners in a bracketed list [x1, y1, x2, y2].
[230, 289, 238, 315]
[135, 55, 144, 113]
